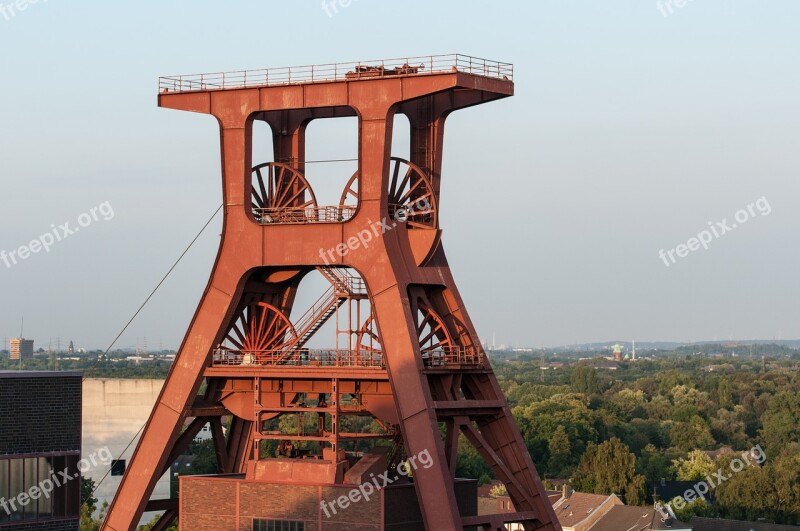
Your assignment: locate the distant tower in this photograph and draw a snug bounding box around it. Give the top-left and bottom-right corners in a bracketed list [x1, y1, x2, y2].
[68, 340, 75, 354]
[612, 343, 623, 362]
[631, 339, 636, 361]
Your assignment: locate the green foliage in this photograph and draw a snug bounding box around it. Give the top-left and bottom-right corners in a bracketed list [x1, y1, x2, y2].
[571, 365, 600, 395]
[81, 500, 107, 531]
[759, 391, 800, 458]
[137, 513, 179, 531]
[572, 438, 647, 506]
[489, 483, 508, 498]
[547, 425, 572, 477]
[488, 347, 800, 522]
[673, 450, 715, 481]
[672, 498, 712, 521]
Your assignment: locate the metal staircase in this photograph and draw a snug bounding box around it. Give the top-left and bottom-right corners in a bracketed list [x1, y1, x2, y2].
[291, 267, 367, 348]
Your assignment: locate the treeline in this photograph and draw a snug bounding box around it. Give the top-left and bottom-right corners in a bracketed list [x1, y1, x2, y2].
[472, 353, 800, 524]
[0, 354, 173, 378]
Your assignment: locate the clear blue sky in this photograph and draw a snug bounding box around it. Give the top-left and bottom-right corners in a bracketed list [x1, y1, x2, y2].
[1, 1, 798, 350]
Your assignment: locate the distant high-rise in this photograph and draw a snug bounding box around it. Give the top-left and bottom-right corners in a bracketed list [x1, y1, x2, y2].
[10, 338, 34, 360]
[68, 340, 75, 354]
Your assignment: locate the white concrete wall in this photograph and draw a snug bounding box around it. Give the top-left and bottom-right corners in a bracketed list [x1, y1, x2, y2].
[82, 378, 169, 521]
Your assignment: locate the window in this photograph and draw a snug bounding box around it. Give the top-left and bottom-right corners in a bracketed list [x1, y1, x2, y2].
[110, 459, 126, 476]
[253, 519, 305, 531]
[0, 454, 79, 523]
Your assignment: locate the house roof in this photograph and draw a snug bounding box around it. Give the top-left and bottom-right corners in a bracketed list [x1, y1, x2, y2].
[552, 492, 618, 528]
[588, 505, 692, 531]
[690, 517, 800, 531]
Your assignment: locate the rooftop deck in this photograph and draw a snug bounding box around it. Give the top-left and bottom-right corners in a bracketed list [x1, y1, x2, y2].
[158, 53, 513, 93]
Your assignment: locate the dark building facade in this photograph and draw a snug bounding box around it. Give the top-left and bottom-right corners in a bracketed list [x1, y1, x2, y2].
[0, 371, 82, 530]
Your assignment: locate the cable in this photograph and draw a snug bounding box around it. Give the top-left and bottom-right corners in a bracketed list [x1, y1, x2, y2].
[80, 204, 222, 512]
[82, 204, 222, 382]
[298, 158, 357, 164]
[82, 423, 145, 508]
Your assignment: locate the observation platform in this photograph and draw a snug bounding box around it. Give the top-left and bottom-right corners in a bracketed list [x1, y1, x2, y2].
[158, 54, 513, 93]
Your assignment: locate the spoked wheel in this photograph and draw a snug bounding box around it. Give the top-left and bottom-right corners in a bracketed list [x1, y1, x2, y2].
[355, 314, 382, 366]
[224, 301, 298, 364]
[252, 162, 318, 223]
[339, 171, 359, 218]
[416, 302, 454, 367]
[341, 157, 438, 229]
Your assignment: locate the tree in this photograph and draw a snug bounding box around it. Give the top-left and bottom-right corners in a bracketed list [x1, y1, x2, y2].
[572, 438, 647, 506]
[81, 477, 98, 515]
[769, 450, 800, 523]
[137, 513, 179, 531]
[671, 498, 712, 521]
[669, 417, 715, 451]
[718, 379, 733, 409]
[490, 483, 508, 498]
[715, 463, 774, 522]
[547, 425, 573, 476]
[760, 392, 800, 458]
[571, 365, 599, 395]
[673, 450, 715, 481]
[637, 444, 672, 484]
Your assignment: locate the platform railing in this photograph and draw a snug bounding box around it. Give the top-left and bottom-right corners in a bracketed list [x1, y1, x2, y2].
[422, 346, 485, 367]
[254, 205, 356, 224]
[212, 348, 384, 368]
[159, 54, 513, 93]
[212, 345, 483, 368]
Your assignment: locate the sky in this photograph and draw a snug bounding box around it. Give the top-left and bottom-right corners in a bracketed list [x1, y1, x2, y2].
[0, 1, 798, 350]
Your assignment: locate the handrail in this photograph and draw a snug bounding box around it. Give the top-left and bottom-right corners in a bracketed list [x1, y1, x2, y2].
[212, 348, 384, 368]
[292, 285, 338, 341]
[212, 345, 483, 368]
[159, 54, 513, 93]
[255, 205, 356, 224]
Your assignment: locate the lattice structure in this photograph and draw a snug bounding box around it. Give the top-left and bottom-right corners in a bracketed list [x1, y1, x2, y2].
[103, 54, 560, 531]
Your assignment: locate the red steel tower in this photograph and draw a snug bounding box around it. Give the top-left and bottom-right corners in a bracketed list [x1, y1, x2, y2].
[103, 55, 560, 531]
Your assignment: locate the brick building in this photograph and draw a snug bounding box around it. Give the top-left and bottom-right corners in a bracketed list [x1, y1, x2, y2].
[0, 371, 82, 530]
[180, 475, 477, 530]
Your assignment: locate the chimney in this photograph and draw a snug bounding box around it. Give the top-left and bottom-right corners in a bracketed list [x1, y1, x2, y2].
[562, 484, 573, 499]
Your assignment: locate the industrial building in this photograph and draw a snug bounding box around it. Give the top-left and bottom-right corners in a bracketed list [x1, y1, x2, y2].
[0, 371, 82, 530]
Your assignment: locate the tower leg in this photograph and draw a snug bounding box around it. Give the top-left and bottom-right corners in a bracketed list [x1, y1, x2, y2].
[102, 263, 246, 529]
[371, 286, 463, 530]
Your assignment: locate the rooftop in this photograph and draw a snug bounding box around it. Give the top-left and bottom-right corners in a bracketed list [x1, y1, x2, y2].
[552, 491, 620, 528]
[158, 53, 513, 93]
[588, 505, 691, 531]
[0, 370, 83, 378]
